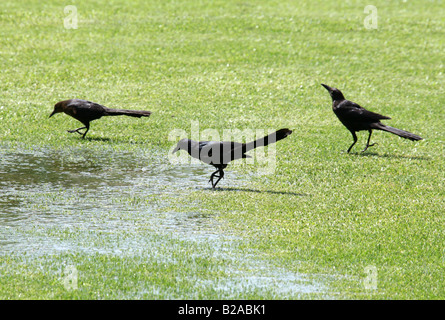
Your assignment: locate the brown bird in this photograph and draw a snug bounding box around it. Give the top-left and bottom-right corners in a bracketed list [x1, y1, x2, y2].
[49, 99, 152, 138]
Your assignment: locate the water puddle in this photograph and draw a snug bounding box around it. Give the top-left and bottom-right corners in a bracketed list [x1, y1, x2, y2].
[0, 146, 217, 248]
[0, 145, 328, 298]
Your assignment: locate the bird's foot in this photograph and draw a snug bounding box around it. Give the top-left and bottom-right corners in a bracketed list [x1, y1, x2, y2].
[209, 169, 224, 189]
[209, 173, 220, 187]
[67, 128, 86, 135]
[361, 143, 377, 153]
[209, 178, 218, 189]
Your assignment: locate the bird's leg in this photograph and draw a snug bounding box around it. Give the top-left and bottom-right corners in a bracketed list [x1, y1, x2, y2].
[209, 169, 221, 187]
[67, 127, 87, 134]
[347, 131, 358, 153]
[67, 126, 87, 134]
[67, 125, 89, 139]
[212, 169, 225, 188]
[362, 130, 377, 152]
[81, 126, 89, 139]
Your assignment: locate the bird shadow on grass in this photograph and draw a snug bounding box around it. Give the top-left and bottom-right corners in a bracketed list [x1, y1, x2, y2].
[81, 136, 148, 144]
[352, 151, 430, 161]
[83, 136, 113, 142]
[206, 187, 308, 196]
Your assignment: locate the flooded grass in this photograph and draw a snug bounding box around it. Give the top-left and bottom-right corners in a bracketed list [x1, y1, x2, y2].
[2, 0, 444, 299]
[0, 145, 328, 299]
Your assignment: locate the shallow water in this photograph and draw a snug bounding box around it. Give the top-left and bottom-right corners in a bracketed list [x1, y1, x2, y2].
[0, 146, 217, 249]
[0, 145, 328, 298]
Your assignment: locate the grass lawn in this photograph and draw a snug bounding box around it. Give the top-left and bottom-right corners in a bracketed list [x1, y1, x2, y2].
[0, 0, 444, 299]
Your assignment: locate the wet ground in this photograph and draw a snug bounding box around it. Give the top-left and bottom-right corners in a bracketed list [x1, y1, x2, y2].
[0, 145, 328, 298]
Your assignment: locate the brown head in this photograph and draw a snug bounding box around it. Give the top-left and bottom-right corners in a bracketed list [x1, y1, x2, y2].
[49, 101, 66, 118]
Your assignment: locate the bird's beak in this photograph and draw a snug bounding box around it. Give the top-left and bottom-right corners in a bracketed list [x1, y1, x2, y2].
[49, 110, 56, 118]
[321, 84, 332, 92]
[172, 145, 180, 154]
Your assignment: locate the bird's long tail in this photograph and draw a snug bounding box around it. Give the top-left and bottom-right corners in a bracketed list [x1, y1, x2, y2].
[371, 123, 423, 141]
[105, 108, 152, 118]
[245, 128, 293, 152]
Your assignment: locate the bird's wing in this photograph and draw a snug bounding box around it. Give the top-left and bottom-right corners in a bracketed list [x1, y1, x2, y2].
[65, 99, 107, 119]
[198, 141, 211, 149]
[335, 100, 391, 122]
[196, 141, 214, 164]
[199, 141, 246, 165]
[221, 141, 247, 160]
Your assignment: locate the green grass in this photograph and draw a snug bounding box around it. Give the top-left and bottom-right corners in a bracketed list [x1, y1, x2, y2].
[1, 0, 444, 299]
